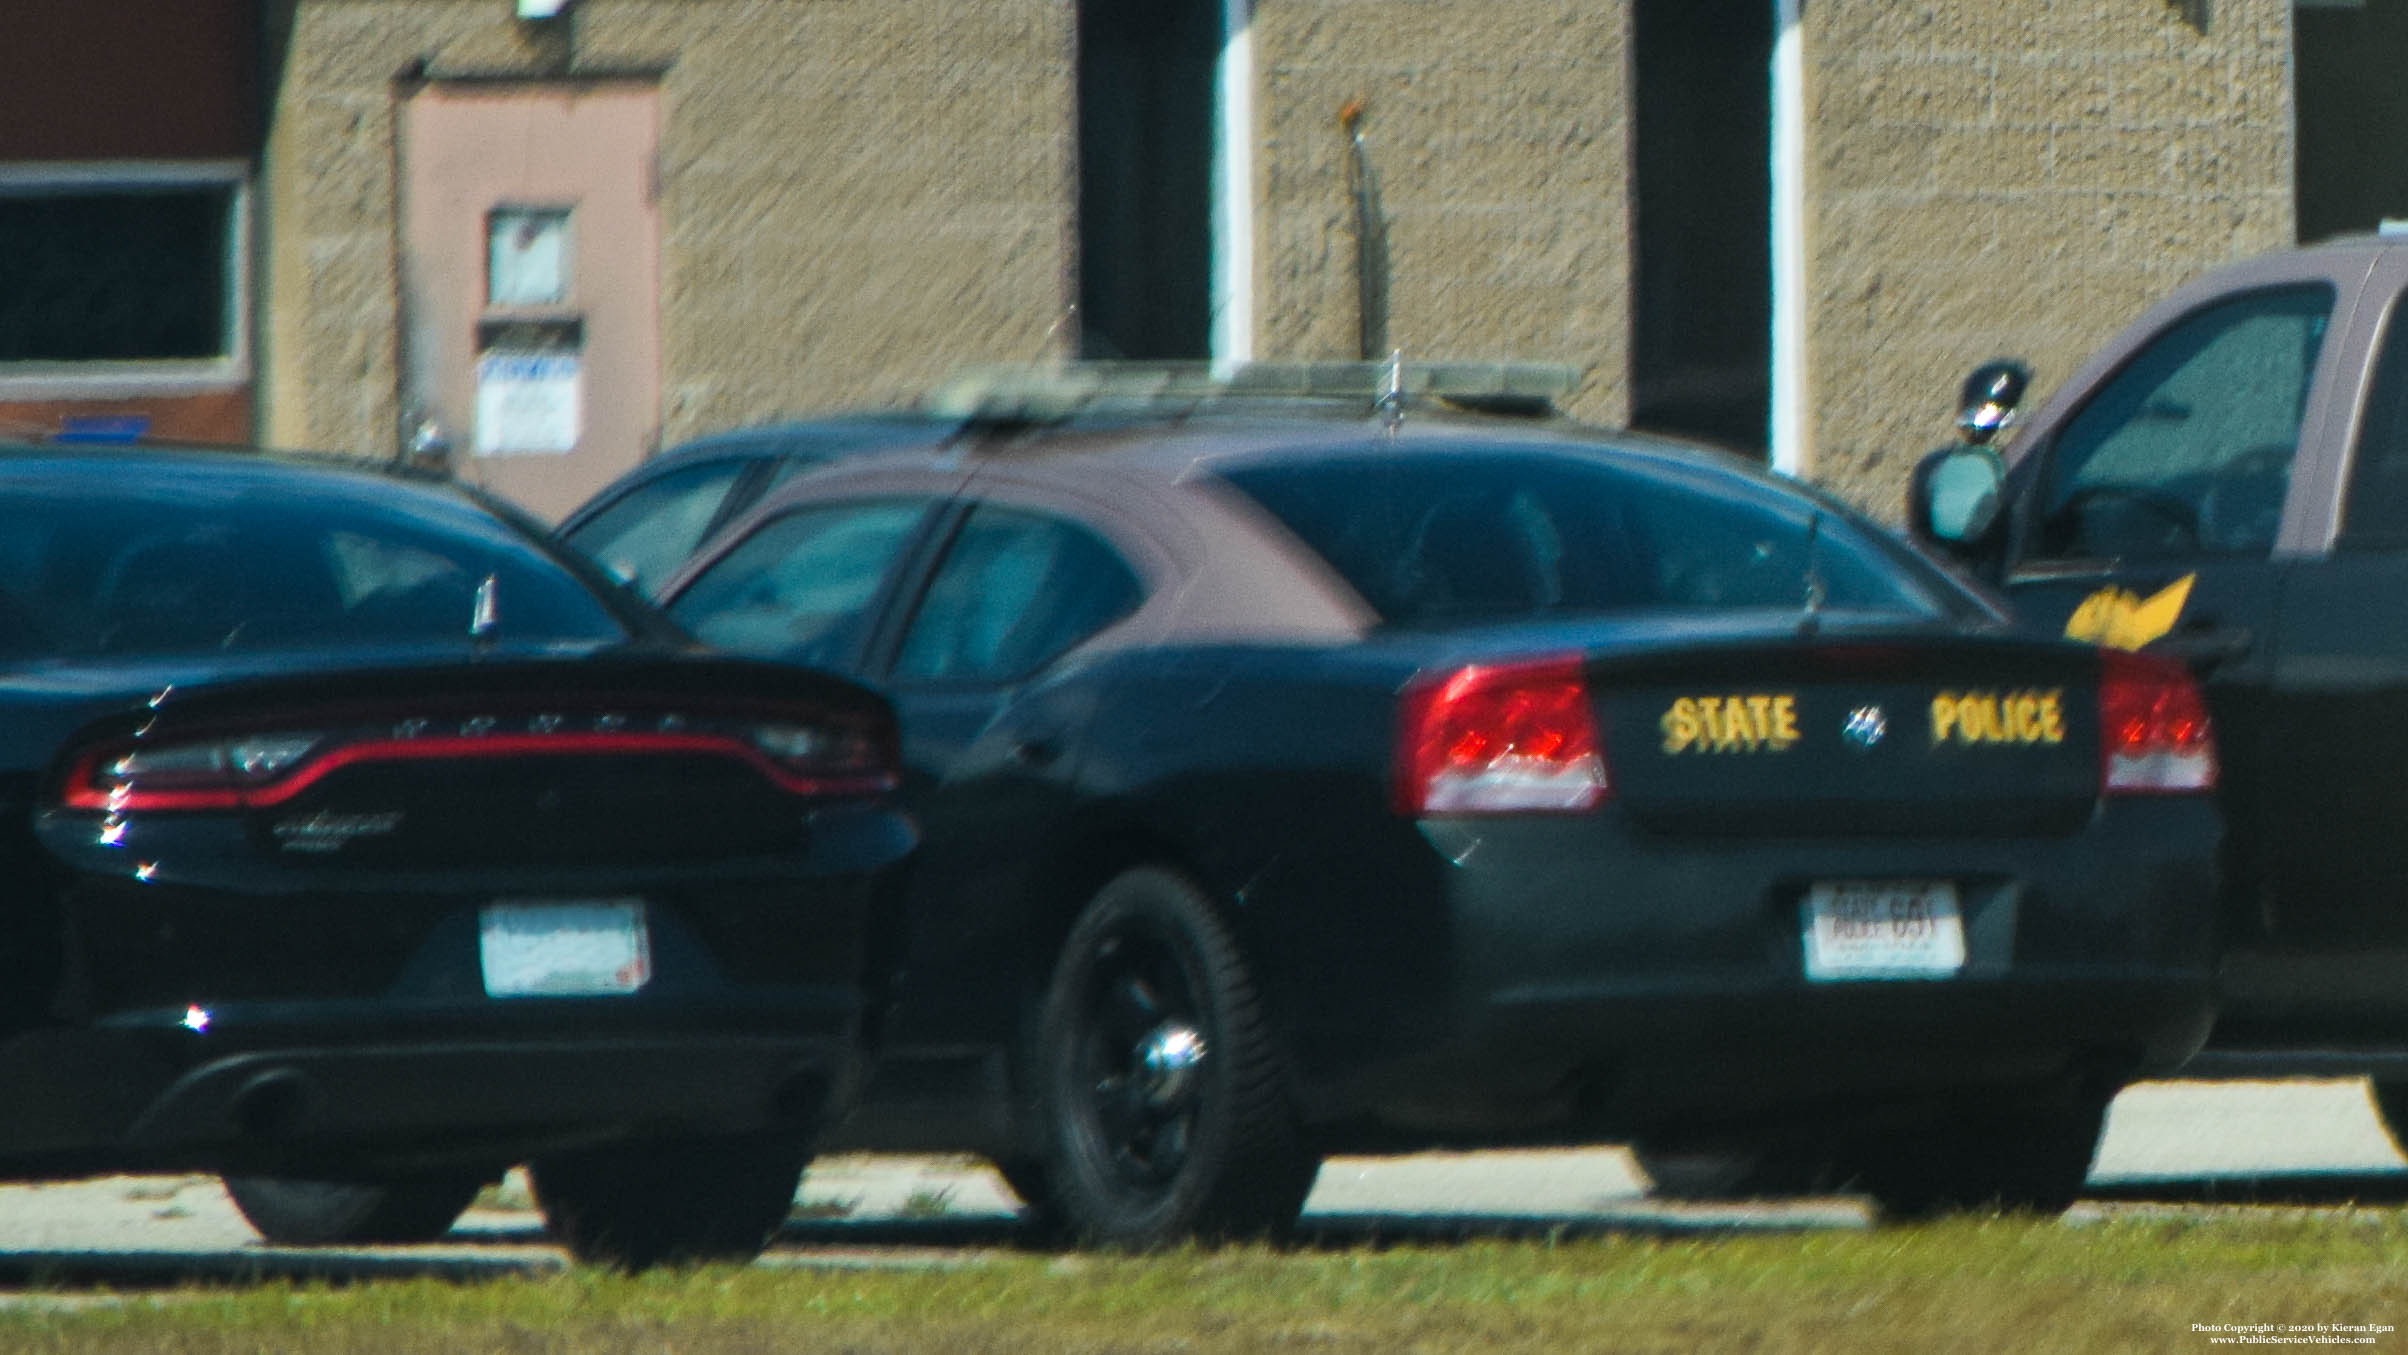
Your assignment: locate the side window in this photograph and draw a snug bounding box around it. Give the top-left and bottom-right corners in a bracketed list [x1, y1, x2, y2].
[561, 458, 755, 596]
[891, 505, 1143, 684]
[666, 500, 930, 668]
[2033, 284, 2333, 562]
[2343, 298, 2408, 548]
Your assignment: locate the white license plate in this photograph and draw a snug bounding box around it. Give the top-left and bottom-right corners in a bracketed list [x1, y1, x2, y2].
[1802, 880, 1965, 981]
[479, 900, 651, 997]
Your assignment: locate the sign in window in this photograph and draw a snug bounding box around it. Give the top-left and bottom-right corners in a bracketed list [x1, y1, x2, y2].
[474, 351, 581, 455]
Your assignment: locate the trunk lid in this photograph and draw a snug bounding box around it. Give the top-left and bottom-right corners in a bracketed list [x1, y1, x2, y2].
[1588, 628, 2104, 838]
[44, 652, 897, 869]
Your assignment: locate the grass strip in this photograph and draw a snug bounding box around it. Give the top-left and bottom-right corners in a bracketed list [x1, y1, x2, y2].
[0, 1207, 2402, 1353]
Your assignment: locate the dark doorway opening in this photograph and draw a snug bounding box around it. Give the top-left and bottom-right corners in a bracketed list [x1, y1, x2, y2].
[1075, 0, 1220, 361]
[1631, 0, 1773, 458]
[2296, 1, 2408, 245]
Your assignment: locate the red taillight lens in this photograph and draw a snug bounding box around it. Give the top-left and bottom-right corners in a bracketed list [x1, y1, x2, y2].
[2098, 649, 2217, 794]
[58, 713, 899, 813]
[1394, 655, 1609, 816]
[743, 715, 900, 796]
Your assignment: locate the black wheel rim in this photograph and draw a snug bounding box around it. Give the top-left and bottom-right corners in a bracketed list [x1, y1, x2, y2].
[1069, 923, 1211, 1194]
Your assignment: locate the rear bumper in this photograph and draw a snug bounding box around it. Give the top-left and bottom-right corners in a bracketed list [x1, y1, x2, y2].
[0, 1002, 866, 1177]
[1263, 796, 2221, 1144]
[0, 783, 914, 1178]
[1321, 971, 2213, 1146]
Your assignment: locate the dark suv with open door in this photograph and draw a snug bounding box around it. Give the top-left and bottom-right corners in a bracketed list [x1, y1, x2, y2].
[1911, 233, 2408, 1146]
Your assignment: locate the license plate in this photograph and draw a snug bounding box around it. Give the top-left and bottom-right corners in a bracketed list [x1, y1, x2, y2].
[479, 900, 651, 997]
[1802, 880, 1965, 981]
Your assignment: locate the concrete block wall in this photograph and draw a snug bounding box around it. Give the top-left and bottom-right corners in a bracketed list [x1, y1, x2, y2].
[1803, 0, 2294, 511]
[261, 0, 1073, 461]
[1252, 0, 1634, 425]
[641, 2, 1074, 440]
[261, 0, 2298, 514]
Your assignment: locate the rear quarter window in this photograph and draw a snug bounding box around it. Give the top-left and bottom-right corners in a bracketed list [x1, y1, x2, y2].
[1216, 447, 1953, 627]
[562, 455, 757, 595]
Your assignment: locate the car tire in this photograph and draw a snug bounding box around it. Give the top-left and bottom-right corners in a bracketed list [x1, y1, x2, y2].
[1037, 865, 1319, 1249]
[992, 1155, 1061, 1216]
[1633, 1136, 1839, 1201]
[528, 1133, 809, 1271]
[990, 1154, 1081, 1245]
[223, 1174, 484, 1246]
[2370, 1081, 2408, 1153]
[1847, 1094, 2109, 1222]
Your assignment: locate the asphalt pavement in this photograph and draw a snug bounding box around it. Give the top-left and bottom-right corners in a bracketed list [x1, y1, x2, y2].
[0, 1077, 2393, 1287]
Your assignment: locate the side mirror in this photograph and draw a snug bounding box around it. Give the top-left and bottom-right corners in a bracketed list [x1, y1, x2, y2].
[1955, 360, 2030, 446]
[1907, 445, 2006, 557]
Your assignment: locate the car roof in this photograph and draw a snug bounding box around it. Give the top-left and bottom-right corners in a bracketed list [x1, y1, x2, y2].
[0, 440, 681, 643]
[731, 400, 1811, 520]
[0, 439, 473, 504]
[2132, 230, 2408, 314]
[651, 411, 962, 462]
[671, 402, 1927, 637]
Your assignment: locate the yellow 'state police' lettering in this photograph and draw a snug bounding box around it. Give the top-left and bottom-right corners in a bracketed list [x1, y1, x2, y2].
[1660, 694, 1801, 754]
[1928, 689, 2065, 746]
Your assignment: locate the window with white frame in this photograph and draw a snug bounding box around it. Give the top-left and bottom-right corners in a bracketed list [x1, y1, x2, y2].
[0, 163, 247, 385]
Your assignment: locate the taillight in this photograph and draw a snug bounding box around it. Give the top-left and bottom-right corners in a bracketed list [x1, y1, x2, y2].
[743, 716, 898, 795]
[58, 712, 898, 812]
[61, 731, 338, 811]
[109, 733, 324, 787]
[2097, 649, 2216, 794]
[1394, 655, 1609, 815]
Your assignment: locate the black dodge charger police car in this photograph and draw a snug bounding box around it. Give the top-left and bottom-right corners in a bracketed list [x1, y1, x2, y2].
[0, 444, 912, 1269]
[577, 366, 2224, 1244]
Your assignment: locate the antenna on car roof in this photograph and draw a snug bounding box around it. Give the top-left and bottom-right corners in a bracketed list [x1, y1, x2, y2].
[1799, 510, 1827, 637]
[470, 574, 500, 648]
[1378, 350, 1407, 436]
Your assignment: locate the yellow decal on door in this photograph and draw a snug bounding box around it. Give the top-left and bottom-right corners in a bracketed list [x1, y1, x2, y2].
[1661, 694, 1802, 754]
[1930, 689, 2067, 746]
[2062, 573, 2193, 651]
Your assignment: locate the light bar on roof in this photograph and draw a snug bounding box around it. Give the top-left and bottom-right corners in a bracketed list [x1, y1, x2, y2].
[922, 360, 1578, 423]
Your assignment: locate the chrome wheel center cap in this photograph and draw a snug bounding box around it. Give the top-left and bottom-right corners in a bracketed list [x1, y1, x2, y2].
[1135, 1022, 1208, 1108]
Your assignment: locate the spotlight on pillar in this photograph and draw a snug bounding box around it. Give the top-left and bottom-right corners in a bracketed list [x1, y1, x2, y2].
[517, 0, 574, 19]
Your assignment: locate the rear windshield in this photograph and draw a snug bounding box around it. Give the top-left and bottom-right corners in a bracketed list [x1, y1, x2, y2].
[0, 475, 626, 661]
[1217, 448, 1953, 628]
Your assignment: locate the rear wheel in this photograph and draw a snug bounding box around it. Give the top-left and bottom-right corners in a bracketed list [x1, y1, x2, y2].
[1633, 1135, 1839, 1200]
[990, 1154, 1074, 1241]
[529, 1133, 808, 1271]
[1846, 1094, 2109, 1221]
[224, 1174, 483, 1246]
[1037, 866, 1319, 1248]
[2369, 1081, 2408, 1154]
[992, 1155, 1058, 1215]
